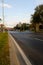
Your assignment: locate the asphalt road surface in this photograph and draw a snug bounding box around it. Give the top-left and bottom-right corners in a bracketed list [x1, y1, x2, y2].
[9, 31, 43, 65]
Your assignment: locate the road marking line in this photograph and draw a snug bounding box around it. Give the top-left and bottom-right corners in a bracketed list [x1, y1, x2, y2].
[9, 33, 32, 65]
[34, 38, 43, 41]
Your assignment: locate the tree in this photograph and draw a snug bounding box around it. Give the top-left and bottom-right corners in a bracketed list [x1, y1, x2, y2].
[14, 23, 29, 31]
[31, 5, 43, 32]
[0, 18, 2, 21]
[20, 23, 28, 31]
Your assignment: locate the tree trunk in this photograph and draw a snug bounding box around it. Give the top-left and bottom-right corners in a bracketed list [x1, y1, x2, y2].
[36, 23, 39, 32]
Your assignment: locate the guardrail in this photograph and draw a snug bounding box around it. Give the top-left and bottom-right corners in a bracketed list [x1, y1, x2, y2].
[8, 33, 32, 65]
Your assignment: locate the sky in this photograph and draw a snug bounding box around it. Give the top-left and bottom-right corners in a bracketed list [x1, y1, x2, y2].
[0, 0, 43, 27]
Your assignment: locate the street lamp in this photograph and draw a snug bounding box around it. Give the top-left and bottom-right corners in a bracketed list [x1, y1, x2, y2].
[2, 0, 4, 32]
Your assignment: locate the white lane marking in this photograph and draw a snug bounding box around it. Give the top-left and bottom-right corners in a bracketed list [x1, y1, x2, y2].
[9, 33, 32, 65]
[34, 38, 43, 41]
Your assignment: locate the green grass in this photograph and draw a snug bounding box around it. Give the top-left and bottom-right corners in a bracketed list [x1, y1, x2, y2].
[0, 32, 10, 65]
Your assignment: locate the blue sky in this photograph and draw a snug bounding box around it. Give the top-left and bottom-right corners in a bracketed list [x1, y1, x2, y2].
[0, 0, 43, 27]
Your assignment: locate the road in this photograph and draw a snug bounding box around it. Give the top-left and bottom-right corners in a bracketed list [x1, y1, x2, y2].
[9, 31, 43, 65]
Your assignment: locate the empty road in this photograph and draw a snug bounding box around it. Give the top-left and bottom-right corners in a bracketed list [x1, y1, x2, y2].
[9, 31, 43, 65]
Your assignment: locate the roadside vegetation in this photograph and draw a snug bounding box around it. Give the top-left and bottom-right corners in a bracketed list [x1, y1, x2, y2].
[0, 32, 10, 65]
[14, 23, 29, 31]
[30, 4, 43, 32]
[13, 4, 43, 32]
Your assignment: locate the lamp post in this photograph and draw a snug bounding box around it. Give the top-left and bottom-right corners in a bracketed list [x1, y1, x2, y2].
[2, 0, 4, 32]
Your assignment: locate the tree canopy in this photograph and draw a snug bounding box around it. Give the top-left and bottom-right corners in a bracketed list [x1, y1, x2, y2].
[0, 18, 2, 21]
[31, 4, 43, 24]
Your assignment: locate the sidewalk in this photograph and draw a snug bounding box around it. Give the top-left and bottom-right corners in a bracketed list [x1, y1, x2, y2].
[9, 34, 20, 65]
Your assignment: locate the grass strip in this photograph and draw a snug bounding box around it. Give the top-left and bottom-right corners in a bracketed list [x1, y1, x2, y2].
[0, 32, 10, 65]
